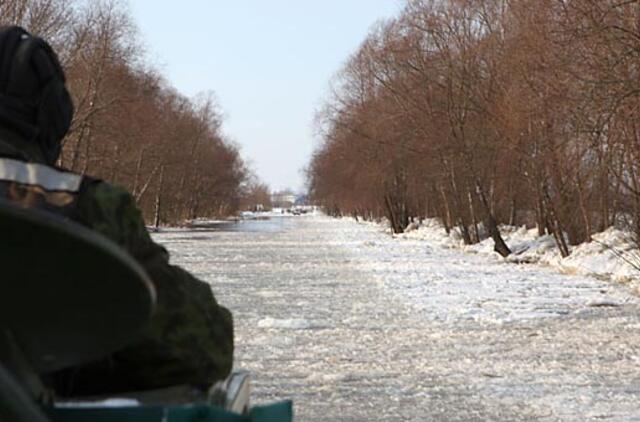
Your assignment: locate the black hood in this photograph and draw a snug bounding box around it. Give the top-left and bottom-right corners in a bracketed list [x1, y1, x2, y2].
[0, 26, 73, 164]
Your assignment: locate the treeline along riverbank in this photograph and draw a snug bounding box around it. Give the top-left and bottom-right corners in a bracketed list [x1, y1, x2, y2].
[3, 0, 248, 225]
[307, 0, 640, 259]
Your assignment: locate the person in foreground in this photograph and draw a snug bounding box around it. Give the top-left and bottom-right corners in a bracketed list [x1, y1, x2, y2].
[0, 25, 233, 396]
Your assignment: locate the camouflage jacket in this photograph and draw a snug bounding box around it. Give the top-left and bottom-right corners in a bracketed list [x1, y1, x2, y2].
[0, 135, 233, 395]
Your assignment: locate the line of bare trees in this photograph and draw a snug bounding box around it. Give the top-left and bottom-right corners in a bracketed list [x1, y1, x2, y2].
[3, 0, 250, 225]
[307, 0, 640, 257]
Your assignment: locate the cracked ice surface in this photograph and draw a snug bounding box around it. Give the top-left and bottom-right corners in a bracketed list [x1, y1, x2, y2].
[153, 216, 640, 421]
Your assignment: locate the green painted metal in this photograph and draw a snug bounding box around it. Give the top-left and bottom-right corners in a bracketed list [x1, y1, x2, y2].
[47, 401, 293, 422]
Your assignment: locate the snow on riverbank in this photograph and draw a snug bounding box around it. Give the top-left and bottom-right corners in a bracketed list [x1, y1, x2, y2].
[336, 218, 636, 326]
[373, 219, 640, 292]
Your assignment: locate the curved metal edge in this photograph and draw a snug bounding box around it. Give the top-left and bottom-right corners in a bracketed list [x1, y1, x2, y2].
[0, 198, 157, 316]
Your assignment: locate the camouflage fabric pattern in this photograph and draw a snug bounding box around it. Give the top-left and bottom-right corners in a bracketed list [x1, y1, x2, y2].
[0, 133, 233, 394]
[0, 181, 78, 217]
[52, 180, 234, 394]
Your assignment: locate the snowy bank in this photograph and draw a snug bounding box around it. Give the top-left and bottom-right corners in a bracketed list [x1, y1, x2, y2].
[385, 219, 640, 291]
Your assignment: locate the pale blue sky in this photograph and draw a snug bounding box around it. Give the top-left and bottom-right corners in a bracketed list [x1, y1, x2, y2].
[130, 1, 403, 192]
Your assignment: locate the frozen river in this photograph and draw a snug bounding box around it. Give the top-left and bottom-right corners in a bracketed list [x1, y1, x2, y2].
[153, 215, 640, 421]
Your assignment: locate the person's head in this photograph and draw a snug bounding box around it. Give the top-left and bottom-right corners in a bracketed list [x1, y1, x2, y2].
[0, 25, 73, 164]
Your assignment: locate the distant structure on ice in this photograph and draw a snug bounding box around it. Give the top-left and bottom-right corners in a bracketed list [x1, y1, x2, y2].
[271, 190, 299, 208]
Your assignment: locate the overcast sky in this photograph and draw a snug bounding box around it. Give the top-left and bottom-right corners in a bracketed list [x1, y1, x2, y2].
[130, 1, 403, 193]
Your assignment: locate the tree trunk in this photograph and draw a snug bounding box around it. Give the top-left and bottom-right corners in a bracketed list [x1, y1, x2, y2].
[384, 194, 403, 234]
[81, 134, 92, 176]
[439, 185, 453, 234]
[132, 147, 145, 198]
[576, 177, 592, 242]
[536, 191, 546, 236]
[542, 185, 570, 258]
[153, 165, 165, 229]
[447, 162, 472, 244]
[467, 189, 480, 243]
[475, 180, 511, 257]
[458, 220, 472, 245]
[109, 143, 120, 184]
[509, 198, 517, 226]
[189, 177, 201, 220]
[69, 123, 87, 172]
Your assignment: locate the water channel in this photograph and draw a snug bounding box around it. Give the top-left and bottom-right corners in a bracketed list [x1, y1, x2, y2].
[153, 215, 640, 421]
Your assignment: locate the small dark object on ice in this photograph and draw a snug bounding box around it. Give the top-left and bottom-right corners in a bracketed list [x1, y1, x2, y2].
[587, 301, 621, 308]
[481, 372, 502, 378]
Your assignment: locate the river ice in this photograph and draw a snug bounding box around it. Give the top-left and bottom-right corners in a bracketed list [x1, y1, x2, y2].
[153, 215, 640, 421]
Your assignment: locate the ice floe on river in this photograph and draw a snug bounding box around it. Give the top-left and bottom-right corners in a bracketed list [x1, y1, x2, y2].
[153, 215, 640, 421]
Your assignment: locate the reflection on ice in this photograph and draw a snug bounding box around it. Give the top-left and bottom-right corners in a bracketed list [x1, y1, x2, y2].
[258, 317, 320, 330]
